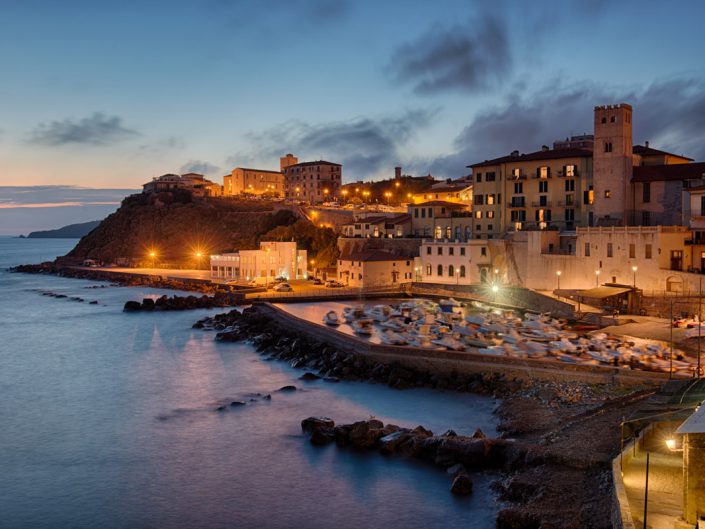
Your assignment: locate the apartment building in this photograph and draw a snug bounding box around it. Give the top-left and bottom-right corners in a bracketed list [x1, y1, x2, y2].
[337, 250, 413, 288]
[284, 160, 342, 204]
[408, 201, 473, 241]
[416, 239, 495, 285]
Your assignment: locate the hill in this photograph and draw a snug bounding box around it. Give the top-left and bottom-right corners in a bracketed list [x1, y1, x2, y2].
[60, 191, 338, 267]
[27, 220, 102, 239]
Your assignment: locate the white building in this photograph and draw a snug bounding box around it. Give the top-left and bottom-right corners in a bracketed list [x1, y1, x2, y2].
[210, 241, 307, 283]
[337, 250, 413, 288]
[416, 239, 497, 285]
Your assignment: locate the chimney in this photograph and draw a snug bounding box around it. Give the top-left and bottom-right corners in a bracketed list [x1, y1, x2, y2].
[541, 145, 549, 152]
[394, 166, 402, 179]
[645, 140, 649, 148]
[511, 150, 519, 157]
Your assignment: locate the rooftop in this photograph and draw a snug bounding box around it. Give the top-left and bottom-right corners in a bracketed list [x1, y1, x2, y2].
[631, 162, 705, 183]
[469, 148, 593, 168]
[288, 160, 341, 168]
[676, 404, 705, 434]
[236, 167, 283, 174]
[411, 200, 468, 208]
[632, 144, 693, 161]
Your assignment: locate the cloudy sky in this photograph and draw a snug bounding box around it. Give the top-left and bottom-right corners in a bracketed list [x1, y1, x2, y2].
[1, 0, 704, 232]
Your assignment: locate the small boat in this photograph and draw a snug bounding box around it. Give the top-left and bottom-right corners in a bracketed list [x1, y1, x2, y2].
[351, 319, 374, 335]
[439, 298, 462, 312]
[323, 311, 340, 326]
[380, 329, 408, 346]
[367, 305, 392, 322]
[432, 335, 466, 351]
[343, 305, 366, 322]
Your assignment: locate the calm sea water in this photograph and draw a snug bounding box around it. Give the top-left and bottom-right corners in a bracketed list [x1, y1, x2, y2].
[0, 237, 501, 529]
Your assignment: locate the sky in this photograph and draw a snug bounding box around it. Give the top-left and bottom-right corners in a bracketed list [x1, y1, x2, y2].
[1, 0, 705, 233]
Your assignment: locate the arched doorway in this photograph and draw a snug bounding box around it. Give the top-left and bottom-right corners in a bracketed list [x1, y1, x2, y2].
[666, 276, 683, 293]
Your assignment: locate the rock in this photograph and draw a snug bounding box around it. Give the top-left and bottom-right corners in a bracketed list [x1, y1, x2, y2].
[450, 473, 473, 495]
[301, 417, 335, 434]
[230, 401, 246, 407]
[496, 508, 541, 529]
[262, 394, 272, 400]
[141, 298, 155, 311]
[349, 420, 386, 449]
[442, 429, 458, 437]
[310, 428, 335, 446]
[216, 405, 227, 412]
[123, 300, 142, 312]
[278, 385, 297, 392]
[446, 463, 468, 478]
[379, 430, 411, 455]
[299, 372, 321, 381]
[89, 300, 98, 305]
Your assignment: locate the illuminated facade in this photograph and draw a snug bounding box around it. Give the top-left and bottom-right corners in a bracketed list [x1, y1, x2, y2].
[284, 160, 342, 204]
[209, 241, 307, 283]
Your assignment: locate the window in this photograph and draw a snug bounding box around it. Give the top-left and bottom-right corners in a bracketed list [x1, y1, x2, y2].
[642, 211, 650, 226]
[449, 247, 454, 256]
[428, 208, 433, 218]
[476, 173, 482, 182]
[514, 182, 523, 194]
[565, 194, 574, 206]
[610, 115, 616, 123]
[535, 209, 551, 222]
[486, 210, 495, 219]
[454, 226, 461, 240]
[511, 196, 525, 207]
[475, 210, 482, 219]
[645, 244, 652, 259]
[486, 171, 496, 182]
[584, 242, 590, 257]
[460, 265, 466, 278]
[475, 194, 484, 205]
[565, 165, 576, 177]
[538, 166, 549, 178]
[565, 209, 574, 221]
[426, 246, 432, 255]
[643, 182, 651, 203]
[445, 226, 451, 239]
[601, 117, 607, 124]
[426, 264, 432, 275]
[449, 265, 455, 277]
[487, 194, 495, 205]
[605, 190, 611, 199]
[604, 142, 613, 153]
[476, 224, 481, 232]
[539, 195, 548, 207]
[701, 196, 705, 216]
[512, 168, 521, 178]
[539, 181, 548, 193]
[460, 247, 466, 256]
[565, 179, 575, 192]
[481, 246, 487, 256]
[421, 208, 426, 218]
[437, 246, 443, 255]
[437, 264, 443, 276]
[607, 243, 613, 257]
[629, 244, 635, 259]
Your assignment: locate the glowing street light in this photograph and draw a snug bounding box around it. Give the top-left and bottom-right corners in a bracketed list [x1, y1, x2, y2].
[595, 269, 601, 287]
[556, 270, 562, 291]
[148, 250, 157, 268]
[632, 266, 638, 288]
[491, 284, 499, 302]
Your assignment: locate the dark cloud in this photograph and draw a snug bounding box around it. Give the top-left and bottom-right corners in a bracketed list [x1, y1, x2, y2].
[422, 77, 705, 177]
[29, 113, 139, 146]
[228, 109, 436, 180]
[179, 160, 222, 176]
[387, 13, 511, 95]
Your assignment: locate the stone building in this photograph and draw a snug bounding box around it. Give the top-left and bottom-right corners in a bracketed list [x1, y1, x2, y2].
[676, 405, 705, 526]
[224, 167, 285, 197]
[209, 241, 306, 283]
[416, 239, 497, 285]
[337, 250, 413, 288]
[341, 213, 411, 238]
[410, 179, 473, 205]
[142, 173, 222, 197]
[408, 201, 473, 241]
[284, 160, 342, 204]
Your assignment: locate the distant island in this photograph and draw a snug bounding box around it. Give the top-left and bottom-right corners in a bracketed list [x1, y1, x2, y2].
[26, 220, 102, 239]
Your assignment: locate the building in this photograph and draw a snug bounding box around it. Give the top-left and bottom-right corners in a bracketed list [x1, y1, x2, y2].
[284, 160, 342, 204]
[225, 168, 285, 197]
[416, 239, 496, 284]
[408, 201, 473, 241]
[337, 250, 413, 288]
[143, 173, 222, 197]
[676, 405, 705, 526]
[410, 179, 473, 205]
[209, 241, 307, 283]
[341, 213, 411, 238]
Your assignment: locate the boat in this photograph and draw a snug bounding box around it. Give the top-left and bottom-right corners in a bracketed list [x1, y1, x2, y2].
[367, 305, 392, 322]
[380, 329, 408, 346]
[323, 311, 341, 326]
[343, 305, 366, 322]
[431, 335, 466, 351]
[351, 319, 374, 335]
[439, 298, 462, 312]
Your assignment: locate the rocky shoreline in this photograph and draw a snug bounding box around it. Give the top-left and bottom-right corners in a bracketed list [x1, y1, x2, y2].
[197, 305, 655, 529]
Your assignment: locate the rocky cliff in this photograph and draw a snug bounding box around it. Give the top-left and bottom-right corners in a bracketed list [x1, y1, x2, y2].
[61, 192, 300, 265]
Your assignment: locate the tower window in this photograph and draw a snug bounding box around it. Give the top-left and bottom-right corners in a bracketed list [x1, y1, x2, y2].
[605, 190, 611, 198]
[601, 117, 606, 124]
[610, 116, 616, 123]
[604, 142, 613, 153]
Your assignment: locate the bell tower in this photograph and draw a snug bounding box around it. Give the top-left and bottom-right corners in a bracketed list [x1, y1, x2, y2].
[592, 103, 633, 226]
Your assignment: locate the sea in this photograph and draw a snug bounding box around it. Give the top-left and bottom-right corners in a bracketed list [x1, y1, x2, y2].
[0, 236, 502, 529]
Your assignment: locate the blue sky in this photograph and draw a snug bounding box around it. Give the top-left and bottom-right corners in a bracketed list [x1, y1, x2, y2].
[1, 0, 705, 232]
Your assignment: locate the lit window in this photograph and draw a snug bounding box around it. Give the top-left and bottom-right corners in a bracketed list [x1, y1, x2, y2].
[605, 190, 611, 199]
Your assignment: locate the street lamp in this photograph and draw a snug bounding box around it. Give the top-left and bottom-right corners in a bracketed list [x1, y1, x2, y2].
[556, 270, 562, 291]
[265, 247, 271, 289]
[149, 250, 157, 269]
[195, 251, 203, 269]
[595, 269, 601, 287]
[456, 269, 460, 285]
[492, 284, 499, 303]
[632, 266, 638, 288]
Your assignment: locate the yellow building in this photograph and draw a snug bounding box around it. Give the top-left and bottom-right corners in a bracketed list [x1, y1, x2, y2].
[224, 167, 284, 197]
[410, 180, 472, 205]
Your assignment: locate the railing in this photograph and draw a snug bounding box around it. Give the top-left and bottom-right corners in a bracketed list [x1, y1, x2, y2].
[531, 201, 552, 207]
[245, 283, 410, 300]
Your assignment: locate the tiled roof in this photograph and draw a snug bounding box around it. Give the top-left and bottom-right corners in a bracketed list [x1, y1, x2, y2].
[236, 167, 283, 174]
[632, 145, 693, 161]
[632, 162, 705, 183]
[469, 148, 592, 168]
[289, 160, 341, 167]
[411, 200, 468, 208]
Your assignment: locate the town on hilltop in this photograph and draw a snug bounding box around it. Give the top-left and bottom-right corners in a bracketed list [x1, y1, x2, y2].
[139, 102, 705, 315]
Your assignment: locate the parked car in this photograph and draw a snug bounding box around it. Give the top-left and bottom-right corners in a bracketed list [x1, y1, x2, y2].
[273, 276, 287, 283]
[312, 278, 323, 285]
[325, 280, 343, 288]
[273, 283, 293, 293]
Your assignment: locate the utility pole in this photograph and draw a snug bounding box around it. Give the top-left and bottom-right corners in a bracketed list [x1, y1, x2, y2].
[643, 452, 650, 529]
[670, 299, 674, 380]
[699, 278, 702, 377]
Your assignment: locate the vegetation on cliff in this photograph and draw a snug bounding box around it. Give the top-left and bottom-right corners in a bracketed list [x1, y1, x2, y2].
[62, 192, 336, 266]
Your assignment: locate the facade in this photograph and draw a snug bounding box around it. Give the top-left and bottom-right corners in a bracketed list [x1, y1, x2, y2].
[676, 405, 705, 526]
[408, 201, 474, 241]
[210, 241, 307, 283]
[284, 160, 342, 204]
[225, 168, 284, 197]
[416, 239, 495, 285]
[341, 214, 411, 238]
[143, 173, 222, 197]
[337, 250, 413, 288]
[411, 180, 473, 205]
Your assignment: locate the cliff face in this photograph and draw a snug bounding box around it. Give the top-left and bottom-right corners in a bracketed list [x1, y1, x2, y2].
[63, 192, 297, 265]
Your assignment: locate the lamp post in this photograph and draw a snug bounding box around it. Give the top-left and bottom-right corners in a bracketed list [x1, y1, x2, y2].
[456, 269, 460, 285]
[556, 270, 562, 291]
[265, 248, 271, 289]
[670, 299, 674, 379]
[195, 251, 202, 269]
[632, 265, 638, 288]
[149, 250, 156, 269]
[595, 269, 601, 287]
[492, 284, 499, 303]
[699, 278, 703, 377]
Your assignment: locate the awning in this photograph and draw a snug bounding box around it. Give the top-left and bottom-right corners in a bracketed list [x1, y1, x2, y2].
[578, 286, 633, 300]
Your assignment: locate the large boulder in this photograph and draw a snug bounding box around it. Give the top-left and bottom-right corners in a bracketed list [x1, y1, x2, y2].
[349, 420, 386, 449]
[301, 417, 335, 435]
[450, 473, 473, 495]
[123, 300, 141, 312]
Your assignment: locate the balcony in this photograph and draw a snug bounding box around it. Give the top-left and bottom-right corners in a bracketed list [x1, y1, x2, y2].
[510, 173, 527, 180]
[509, 198, 526, 208]
[531, 200, 552, 208]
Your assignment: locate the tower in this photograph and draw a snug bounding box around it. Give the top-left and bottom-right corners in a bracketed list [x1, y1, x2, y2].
[592, 103, 633, 226]
[280, 153, 298, 172]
